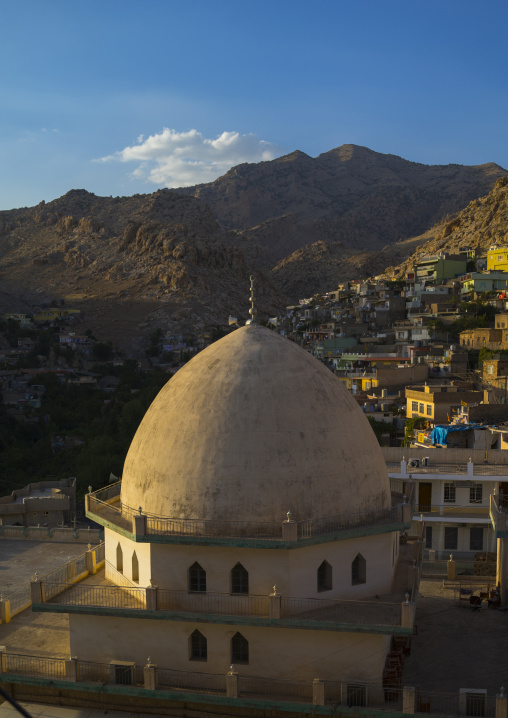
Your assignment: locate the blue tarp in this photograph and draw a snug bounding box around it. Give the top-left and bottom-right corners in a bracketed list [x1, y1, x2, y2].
[430, 424, 484, 445]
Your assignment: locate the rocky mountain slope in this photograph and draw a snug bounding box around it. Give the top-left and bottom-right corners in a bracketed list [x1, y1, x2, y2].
[0, 146, 506, 348]
[380, 176, 508, 279]
[0, 190, 284, 352]
[273, 176, 508, 298]
[179, 144, 506, 262]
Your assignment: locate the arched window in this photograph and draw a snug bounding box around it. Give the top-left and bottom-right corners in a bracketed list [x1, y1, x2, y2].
[132, 551, 139, 583]
[231, 632, 249, 664]
[231, 563, 248, 594]
[317, 560, 332, 592]
[189, 630, 207, 661]
[352, 553, 366, 585]
[116, 543, 123, 574]
[189, 562, 206, 592]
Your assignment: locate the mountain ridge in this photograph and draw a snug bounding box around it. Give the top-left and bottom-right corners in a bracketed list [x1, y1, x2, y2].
[0, 145, 506, 348]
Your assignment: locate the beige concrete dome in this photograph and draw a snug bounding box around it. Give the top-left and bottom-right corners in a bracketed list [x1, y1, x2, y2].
[121, 324, 390, 523]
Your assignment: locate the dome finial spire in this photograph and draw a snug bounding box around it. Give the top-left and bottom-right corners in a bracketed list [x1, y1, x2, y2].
[246, 275, 257, 325]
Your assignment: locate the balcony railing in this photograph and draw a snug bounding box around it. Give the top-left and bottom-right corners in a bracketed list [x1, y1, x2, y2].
[415, 505, 490, 519]
[387, 460, 508, 477]
[86, 481, 415, 542]
[0, 650, 497, 716]
[37, 582, 405, 629]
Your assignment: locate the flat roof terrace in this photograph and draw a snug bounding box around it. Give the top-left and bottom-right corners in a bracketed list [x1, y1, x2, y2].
[0, 540, 89, 598]
[32, 538, 420, 636]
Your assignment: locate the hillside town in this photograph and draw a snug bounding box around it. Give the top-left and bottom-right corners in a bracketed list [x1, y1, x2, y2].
[2, 246, 508, 718]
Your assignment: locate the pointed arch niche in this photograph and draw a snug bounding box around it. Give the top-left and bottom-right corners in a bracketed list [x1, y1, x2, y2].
[317, 560, 332, 592]
[116, 543, 123, 574]
[352, 553, 366, 585]
[132, 551, 139, 583]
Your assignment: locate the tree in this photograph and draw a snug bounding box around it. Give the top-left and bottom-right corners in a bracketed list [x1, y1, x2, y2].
[93, 342, 114, 362]
[403, 417, 427, 447]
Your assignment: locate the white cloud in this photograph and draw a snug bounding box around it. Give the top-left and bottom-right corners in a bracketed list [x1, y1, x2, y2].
[97, 128, 282, 187]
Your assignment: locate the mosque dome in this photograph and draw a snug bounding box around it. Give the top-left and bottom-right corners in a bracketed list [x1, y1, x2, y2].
[120, 324, 391, 524]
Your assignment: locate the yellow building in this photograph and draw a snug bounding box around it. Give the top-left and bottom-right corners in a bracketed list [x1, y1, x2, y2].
[406, 384, 483, 423]
[487, 245, 508, 272]
[33, 308, 81, 322]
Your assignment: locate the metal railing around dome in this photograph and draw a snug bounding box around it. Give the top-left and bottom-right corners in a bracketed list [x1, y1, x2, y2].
[86, 481, 415, 541]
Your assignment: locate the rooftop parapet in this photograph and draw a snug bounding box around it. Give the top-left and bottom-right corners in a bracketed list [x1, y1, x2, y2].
[85, 481, 415, 547]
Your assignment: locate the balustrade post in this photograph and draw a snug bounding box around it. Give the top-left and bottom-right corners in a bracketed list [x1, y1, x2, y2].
[85, 549, 96, 575]
[400, 596, 414, 628]
[269, 586, 281, 618]
[133, 513, 147, 537]
[146, 583, 158, 611]
[313, 678, 325, 706]
[447, 554, 456, 580]
[0, 597, 10, 624]
[282, 511, 297, 541]
[30, 578, 43, 604]
[402, 501, 412, 523]
[403, 686, 416, 714]
[413, 540, 422, 561]
[65, 657, 79, 682]
[226, 665, 238, 698]
[144, 660, 157, 690]
[496, 688, 508, 718]
[0, 646, 6, 673]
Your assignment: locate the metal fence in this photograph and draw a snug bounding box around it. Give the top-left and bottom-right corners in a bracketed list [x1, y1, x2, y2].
[298, 504, 404, 539]
[146, 516, 280, 539]
[239, 674, 313, 703]
[157, 589, 269, 617]
[157, 667, 226, 695]
[88, 481, 414, 541]
[323, 681, 401, 709]
[5, 653, 66, 680]
[5, 586, 31, 616]
[419, 505, 490, 518]
[415, 690, 496, 717]
[45, 583, 147, 609]
[95, 542, 105, 563]
[280, 595, 401, 627]
[0, 651, 499, 714]
[78, 660, 111, 683]
[421, 560, 483, 577]
[38, 582, 402, 627]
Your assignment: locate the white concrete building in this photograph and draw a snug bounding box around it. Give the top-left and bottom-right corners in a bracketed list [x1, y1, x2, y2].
[384, 447, 508, 560]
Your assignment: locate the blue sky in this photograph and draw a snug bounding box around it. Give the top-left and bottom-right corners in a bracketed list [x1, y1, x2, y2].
[1, 0, 507, 209]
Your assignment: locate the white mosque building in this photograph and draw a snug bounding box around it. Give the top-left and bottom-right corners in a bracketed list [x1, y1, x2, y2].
[28, 321, 419, 710]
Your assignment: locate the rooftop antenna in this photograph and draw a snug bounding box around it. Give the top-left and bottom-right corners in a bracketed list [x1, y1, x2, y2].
[245, 275, 257, 325]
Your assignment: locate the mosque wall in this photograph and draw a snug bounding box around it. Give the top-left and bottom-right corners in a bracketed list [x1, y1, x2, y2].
[287, 531, 399, 599]
[114, 530, 399, 599]
[105, 528, 151, 587]
[69, 613, 390, 684]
